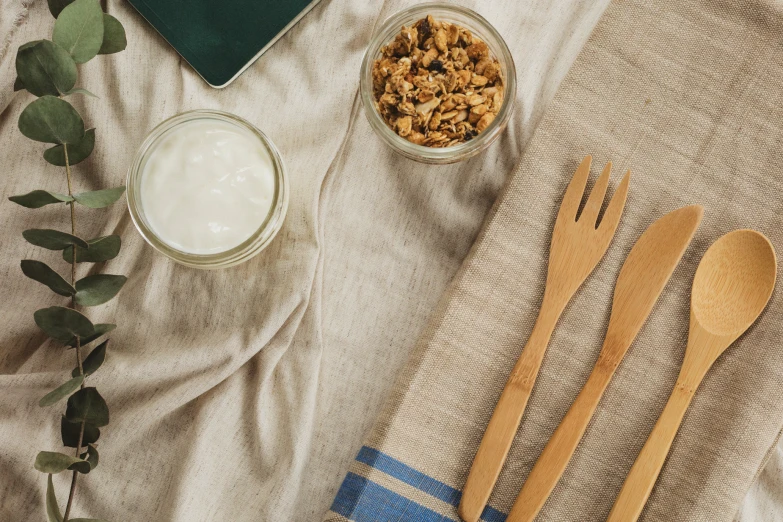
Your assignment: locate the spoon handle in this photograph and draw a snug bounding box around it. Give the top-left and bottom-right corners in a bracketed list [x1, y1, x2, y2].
[506, 362, 614, 522]
[606, 383, 695, 522]
[459, 307, 560, 522]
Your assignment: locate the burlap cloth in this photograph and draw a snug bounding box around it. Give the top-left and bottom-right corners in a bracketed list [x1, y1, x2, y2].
[325, 0, 783, 520]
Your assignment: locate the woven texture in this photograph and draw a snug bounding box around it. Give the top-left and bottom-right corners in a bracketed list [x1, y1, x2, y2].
[325, 0, 783, 520]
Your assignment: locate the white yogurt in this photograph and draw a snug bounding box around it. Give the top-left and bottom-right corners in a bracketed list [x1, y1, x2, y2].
[140, 119, 276, 255]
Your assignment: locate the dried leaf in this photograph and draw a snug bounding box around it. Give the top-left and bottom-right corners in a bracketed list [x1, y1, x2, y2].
[24, 229, 88, 250]
[9, 190, 73, 208]
[21, 260, 76, 296]
[72, 340, 107, 377]
[18, 96, 84, 145]
[34, 306, 94, 342]
[52, 0, 104, 64]
[61, 415, 100, 447]
[46, 475, 63, 522]
[99, 14, 126, 55]
[65, 323, 115, 348]
[65, 387, 109, 427]
[63, 235, 120, 264]
[73, 187, 125, 209]
[79, 444, 99, 471]
[39, 375, 84, 407]
[15, 40, 77, 97]
[74, 274, 127, 306]
[35, 451, 89, 474]
[44, 129, 96, 167]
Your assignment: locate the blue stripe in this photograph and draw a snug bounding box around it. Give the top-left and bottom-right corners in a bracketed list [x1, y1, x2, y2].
[336, 446, 506, 522]
[331, 472, 457, 522]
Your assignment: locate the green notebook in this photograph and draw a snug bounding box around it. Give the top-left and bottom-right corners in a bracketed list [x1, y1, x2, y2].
[128, 0, 322, 88]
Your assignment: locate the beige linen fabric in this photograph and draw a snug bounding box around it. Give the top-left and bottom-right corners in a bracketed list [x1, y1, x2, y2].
[326, 0, 783, 521]
[0, 0, 614, 520]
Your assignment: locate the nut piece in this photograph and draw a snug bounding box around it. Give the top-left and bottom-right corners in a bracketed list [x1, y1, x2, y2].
[372, 15, 505, 148]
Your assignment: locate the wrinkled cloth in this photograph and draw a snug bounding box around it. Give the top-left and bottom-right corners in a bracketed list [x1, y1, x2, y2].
[0, 0, 779, 520]
[0, 0, 607, 520]
[323, 0, 783, 521]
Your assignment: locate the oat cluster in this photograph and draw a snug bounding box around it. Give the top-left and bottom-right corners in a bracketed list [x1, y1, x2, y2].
[371, 15, 504, 147]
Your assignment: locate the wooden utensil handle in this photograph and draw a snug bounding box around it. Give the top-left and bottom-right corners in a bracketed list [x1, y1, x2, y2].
[507, 363, 614, 522]
[459, 311, 558, 522]
[606, 383, 695, 522]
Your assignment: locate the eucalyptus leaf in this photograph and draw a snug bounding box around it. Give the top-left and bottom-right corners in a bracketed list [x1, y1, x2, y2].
[64, 87, 97, 98]
[35, 451, 89, 474]
[14, 77, 25, 91]
[44, 128, 95, 166]
[72, 340, 107, 377]
[9, 190, 72, 208]
[65, 387, 109, 427]
[99, 14, 126, 55]
[74, 274, 127, 306]
[18, 95, 85, 144]
[63, 235, 120, 263]
[52, 0, 104, 64]
[46, 475, 63, 522]
[24, 228, 88, 250]
[79, 443, 99, 471]
[61, 415, 100, 447]
[39, 375, 84, 407]
[21, 260, 75, 297]
[65, 323, 115, 348]
[73, 187, 125, 208]
[34, 306, 94, 342]
[15, 40, 76, 97]
[47, 0, 75, 18]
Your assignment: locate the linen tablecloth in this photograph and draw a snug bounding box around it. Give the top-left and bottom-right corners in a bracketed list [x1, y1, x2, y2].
[0, 0, 779, 521]
[324, 0, 783, 520]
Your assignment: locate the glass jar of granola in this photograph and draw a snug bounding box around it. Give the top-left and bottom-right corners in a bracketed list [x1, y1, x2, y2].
[360, 3, 516, 164]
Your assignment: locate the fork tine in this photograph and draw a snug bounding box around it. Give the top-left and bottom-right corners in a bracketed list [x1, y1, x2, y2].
[597, 169, 631, 236]
[580, 161, 612, 227]
[558, 155, 592, 221]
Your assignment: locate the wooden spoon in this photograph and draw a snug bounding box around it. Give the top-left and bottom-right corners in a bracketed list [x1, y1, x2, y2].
[607, 229, 777, 522]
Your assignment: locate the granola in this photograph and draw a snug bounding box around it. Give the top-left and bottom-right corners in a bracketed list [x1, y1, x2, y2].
[371, 15, 504, 147]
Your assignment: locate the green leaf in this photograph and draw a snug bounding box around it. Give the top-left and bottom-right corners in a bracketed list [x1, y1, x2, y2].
[9, 190, 73, 208]
[79, 443, 99, 471]
[46, 474, 63, 522]
[14, 77, 25, 91]
[65, 387, 109, 427]
[39, 375, 84, 407]
[21, 260, 76, 297]
[72, 340, 107, 377]
[52, 0, 104, 64]
[64, 87, 97, 98]
[61, 416, 100, 447]
[63, 235, 120, 263]
[48, 0, 75, 18]
[35, 451, 89, 474]
[44, 128, 95, 166]
[99, 14, 126, 55]
[65, 323, 115, 348]
[74, 274, 127, 306]
[34, 306, 94, 342]
[24, 228, 88, 250]
[18, 95, 84, 144]
[15, 40, 77, 97]
[73, 187, 125, 209]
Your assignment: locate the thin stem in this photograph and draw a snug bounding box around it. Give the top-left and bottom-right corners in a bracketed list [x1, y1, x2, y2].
[62, 144, 85, 522]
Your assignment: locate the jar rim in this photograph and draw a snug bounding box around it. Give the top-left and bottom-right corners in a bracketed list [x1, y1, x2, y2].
[360, 2, 517, 164]
[126, 109, 289, 269]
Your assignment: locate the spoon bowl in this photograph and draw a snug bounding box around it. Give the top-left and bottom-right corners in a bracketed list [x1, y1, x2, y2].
[692, 229, 777, 340]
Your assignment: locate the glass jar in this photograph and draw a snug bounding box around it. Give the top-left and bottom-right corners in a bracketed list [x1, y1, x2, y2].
[360, 3, 517, 164]
[126, 110, 289, 269]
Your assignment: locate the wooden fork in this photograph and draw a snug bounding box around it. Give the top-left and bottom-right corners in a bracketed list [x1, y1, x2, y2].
[459, 156, 631, 522]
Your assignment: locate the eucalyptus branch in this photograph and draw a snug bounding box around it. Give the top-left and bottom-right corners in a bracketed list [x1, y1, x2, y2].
[10, 1, 128, 520]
